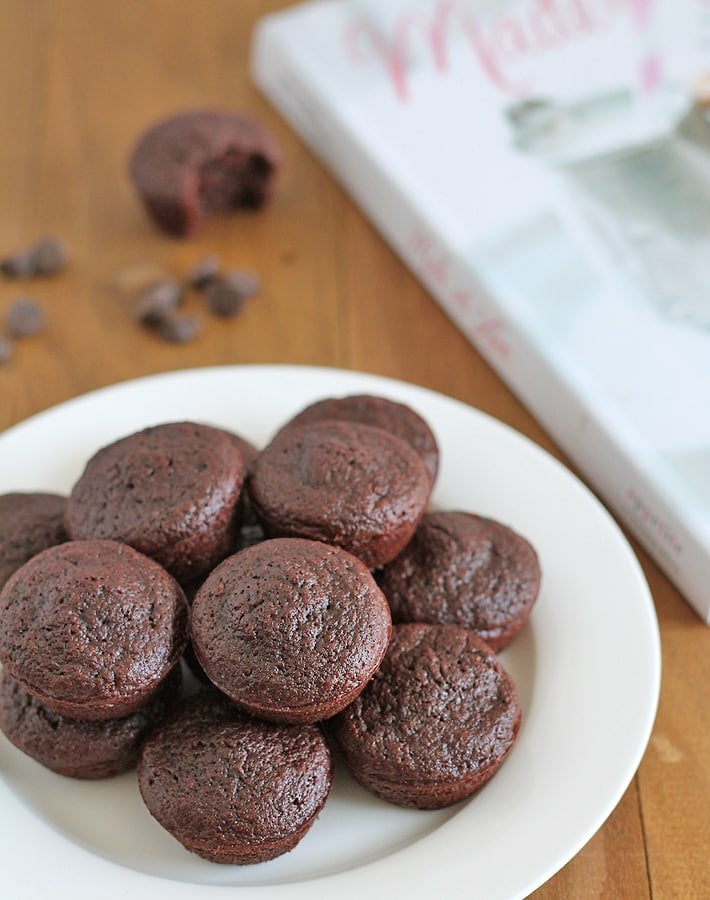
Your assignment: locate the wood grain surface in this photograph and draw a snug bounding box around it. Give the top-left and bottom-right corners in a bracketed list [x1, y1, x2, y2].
[0, 2, 707, 897]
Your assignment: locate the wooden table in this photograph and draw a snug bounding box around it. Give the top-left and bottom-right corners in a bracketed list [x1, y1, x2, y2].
[0, 2, 707, 897]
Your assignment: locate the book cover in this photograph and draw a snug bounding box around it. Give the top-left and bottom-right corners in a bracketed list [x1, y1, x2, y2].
[251, 0, 710, 623]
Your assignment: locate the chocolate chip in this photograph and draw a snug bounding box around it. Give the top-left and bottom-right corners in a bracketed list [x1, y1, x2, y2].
[186, 255, 220, 291]
[0, 336, 13, 363]
[224, 269, 259, 299]
[31, 238, 68, 276]
[0, 237, 67, 279]
[0, 248, 36, 279]
[134, 280, 183, 325]
[205, 282, 244, 319]
[205, 270, 259, 318]
[6, 298, 45, 338]
[156, 312, 201, 343]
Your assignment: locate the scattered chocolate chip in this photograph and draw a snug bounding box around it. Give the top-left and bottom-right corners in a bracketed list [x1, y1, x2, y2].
[205, 282, 245, 319]
[0, 248, 36, 279]
[0, 237, 67, 279]
[186, 255, 220, 291]
[112, 257, 264, 342]
[134, 280, 183, 325]
[31, 238, 68, 276]
[205, 270, 259, 319]
[6, 298, 45, 338]
[155, 312, 201, 343]
[224, 269, 259, 299]
[0, 335, 13, 363]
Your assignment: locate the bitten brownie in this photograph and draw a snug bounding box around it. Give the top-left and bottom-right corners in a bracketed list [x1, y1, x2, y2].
[0, 539, 188, 720]
[64, 421, 247, 584]
[248, 420, 432, 569]
[191, 538, 392, 723]
[278, 394, 440, 484]
[376, 511, 541, 651]
[0, 491, 68, 590]
[0, 666, 181, 779]
[137, 691, 333, 864]
[329, 623, 521, 809]
[129, 109, 281, 237]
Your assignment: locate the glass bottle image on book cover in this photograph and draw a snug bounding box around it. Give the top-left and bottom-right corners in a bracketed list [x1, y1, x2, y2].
[509, 86, 710, 329]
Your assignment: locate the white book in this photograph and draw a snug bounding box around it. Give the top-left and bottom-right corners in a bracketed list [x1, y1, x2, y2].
[251, 0, 710, 624]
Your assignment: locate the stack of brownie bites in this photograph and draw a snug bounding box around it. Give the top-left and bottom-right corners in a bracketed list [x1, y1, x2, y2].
[0, 395, 540, 865]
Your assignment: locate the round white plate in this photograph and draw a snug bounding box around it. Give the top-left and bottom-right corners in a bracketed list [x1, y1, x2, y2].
[0, 365, 660, 900]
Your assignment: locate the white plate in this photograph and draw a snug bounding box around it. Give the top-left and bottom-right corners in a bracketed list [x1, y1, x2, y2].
[0, 365, 660, 900]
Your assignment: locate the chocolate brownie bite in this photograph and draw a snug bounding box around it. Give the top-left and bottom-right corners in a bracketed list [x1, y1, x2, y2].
[330, 623, 521, 809]
[137, 691, 333, 864]
[0, 666, 181, 779]
[191, 538, 392, 723]
[129, 109, 281, 237]
[280, 394, 439, 484]
[376, 511, 540, 651]
[0, 539, 188, 720]
[64, 421, 246, 584]
[248, 420, 432, 569]
[0, 492, 68, 591]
